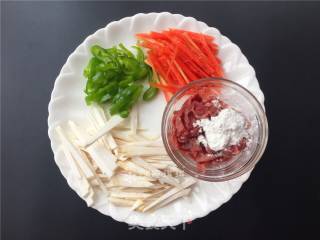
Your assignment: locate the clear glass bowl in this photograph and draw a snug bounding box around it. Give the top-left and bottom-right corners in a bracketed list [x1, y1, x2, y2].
[162, 78, 269, 182]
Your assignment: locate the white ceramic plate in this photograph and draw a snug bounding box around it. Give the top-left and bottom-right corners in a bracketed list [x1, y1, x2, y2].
[48, 12, 265, 227]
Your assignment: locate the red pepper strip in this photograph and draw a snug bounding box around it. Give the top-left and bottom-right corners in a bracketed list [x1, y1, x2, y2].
[164, 67, 180, 85]
[181, 33, 218, 64]
[207, 42, 218, 55]
[205, 48, 223, 77]
[171, 66, 186, 85]
[163, 92, 173, 102]
[153, 81, 173, 101]
[136, 33, 152, 39]
[183, 33, 221, 78]
[175, 58, 199, 81]
[152, 85, 176, 93]
[158, 74, 168, 85]
[150, 49, 180, 85]
[166, 30, 213, 56]
[199, 35, 221, 74]
[173, 39, 216, 76]
[165, 47, 178, 80]
[181, 32, 215, 73]
[150, 31, 171, 41]
[149, 42, 174, 57]
[141, 36, 175, 54]
[216, 57, 221, 65]
[173, 60, 189, 84]
[141, 38, 167, 49]
[150, 83, 177, 97]
[138, 29, 223, 87]
[148, 54, 167, 79]
[182, 32, 203, 53]
[183, 58, 210, 78]
[139, 41, 164, 53]
[150, 82, 179, 92]
[175, 44, 211, 76]
[163, 92, 170, 102]
[143, 39, 165, 50]
[164, 71, 176, 86]
[165, 58, 186, 85]
[136, 34, 170, 49]
[138, 30, 216, 54]
[193, 37, 214, 50]
[139, 32, 170, 44]
[190, 39, 218, 59]
[167, 29, 214, 42]
[196, 43, 213, 62]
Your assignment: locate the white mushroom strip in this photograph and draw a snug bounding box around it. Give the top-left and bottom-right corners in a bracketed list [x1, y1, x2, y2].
[86, 189, 95, 207]
[83, 115, 124, 148]
[111, 130, 136, 142]
[68, 121, 116, 178]
[131, 157, 181, 187]
[120, 140, 163, 147]
[114, 126, 148, 131]
[89, 106, 118, 151]
[117, 160, 152, 177]
[119, 187, 155, 193]
[148, 188, 192, 212]
[109, 191, 152, 200]
[96, 174, 109, 181]
[56, 103, 198, 212]
[109, 197, 136, 207]
[119, 146, 168, 157]
[117, 154, 128, 162]
[166, 166, 185, 175]
[130, 105, 138, 136]
[142, 177, 196, 212]
[56, 126, 94, 179]
[59, 130, 108, 195]
[123, 199, 145, 220]
[146, 162, 171, 170]
[60, 145, 82, 180]
[135, 188, 172, 211]
[146, 184, 169, 190]
[61, 145, 91, 198]
[106, 173, 154, 188]
[143, 186, 171, 201]
[130, 199, 144, 211]
[130, 134, 149, 141]
[77, 152, 108, 195]
[87, 110, 111, 150]
[138, 131, 160, 141]
[57, 126, 107, 203]
[144, 155, 173, 161]
[89, 178, 101, 187]
[86, 127, 106, 148]
[144, 159, 175, 165]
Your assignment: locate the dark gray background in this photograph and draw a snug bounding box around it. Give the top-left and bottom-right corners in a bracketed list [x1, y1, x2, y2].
[2, 1, 320, 240]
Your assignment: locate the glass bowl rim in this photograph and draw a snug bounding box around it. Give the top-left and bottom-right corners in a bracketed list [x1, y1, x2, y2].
[161, 77, 269, 182]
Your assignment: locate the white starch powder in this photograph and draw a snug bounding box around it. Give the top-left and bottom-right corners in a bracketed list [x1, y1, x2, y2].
[195, 108, 249, 151]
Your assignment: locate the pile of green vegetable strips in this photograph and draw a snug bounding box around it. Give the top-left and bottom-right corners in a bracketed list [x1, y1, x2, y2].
[84, 44, 158, 118]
